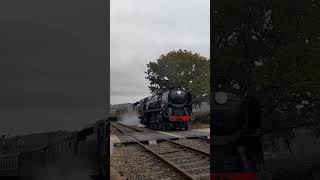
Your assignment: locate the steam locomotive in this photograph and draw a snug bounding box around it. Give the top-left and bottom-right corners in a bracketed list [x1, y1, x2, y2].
[134, 87, 193, 131]
[212, 91, 271, 179]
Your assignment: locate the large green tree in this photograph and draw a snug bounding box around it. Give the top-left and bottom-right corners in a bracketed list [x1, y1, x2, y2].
[213, 0, 320, 146]
[145, 50, 209, 105]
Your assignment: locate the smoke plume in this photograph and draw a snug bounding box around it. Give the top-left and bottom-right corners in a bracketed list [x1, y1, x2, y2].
[117, 112, 145, 127]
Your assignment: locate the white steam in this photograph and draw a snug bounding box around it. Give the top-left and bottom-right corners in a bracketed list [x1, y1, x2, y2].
[117, 112, 145, 128]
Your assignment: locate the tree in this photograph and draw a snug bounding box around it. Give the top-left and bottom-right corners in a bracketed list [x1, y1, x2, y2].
[213, 0, 320, 146]
[145, 50, 209, 105]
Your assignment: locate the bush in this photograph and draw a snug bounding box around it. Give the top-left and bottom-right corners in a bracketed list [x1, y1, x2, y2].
[192, 111, 210, 124]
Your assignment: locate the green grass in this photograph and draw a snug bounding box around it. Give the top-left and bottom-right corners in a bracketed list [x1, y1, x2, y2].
[115, 144, 126, 148]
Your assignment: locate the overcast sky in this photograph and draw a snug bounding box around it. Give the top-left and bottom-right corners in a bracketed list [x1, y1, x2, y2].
[110, 0, 210, 105]
[0, 0, 108, 135]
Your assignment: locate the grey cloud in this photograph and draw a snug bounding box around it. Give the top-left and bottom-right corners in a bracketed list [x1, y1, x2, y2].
[110, 0, 209, 104]
[1, 0, 108, 135]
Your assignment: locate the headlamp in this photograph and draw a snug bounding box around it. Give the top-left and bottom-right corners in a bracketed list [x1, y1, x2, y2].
[177, 90, 182, 95]
[215, 91, 228, 104]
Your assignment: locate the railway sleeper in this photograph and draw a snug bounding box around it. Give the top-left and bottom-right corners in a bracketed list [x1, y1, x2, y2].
[163, 152, 197, 156]
[157, 149, 188, 154]
[192, 173, 210, 180]
[152, 149, 184, 154]
[141, 161, 160, 167]
[161, 153, 201, 160]
[166, 145, 210, 156]
[186, 167, 210, 175]
[165, 156, 206, 163]
[116, 123, 143, 132]
[179, 161, 209, 169]
[148, 140, 157, 145]
[185, 166, 209, 171]
[166, 158, 208, 166]
[154, 148, 189, 154]
[165, 152, 207, 158]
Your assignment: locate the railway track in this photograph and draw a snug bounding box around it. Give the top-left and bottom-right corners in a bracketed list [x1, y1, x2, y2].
[111, 122, 210, 180]
[174, 138, 210, 154]
[110, 122, 143, 135]
[110, 124, 123, 135]
[190, 136, 210, 143]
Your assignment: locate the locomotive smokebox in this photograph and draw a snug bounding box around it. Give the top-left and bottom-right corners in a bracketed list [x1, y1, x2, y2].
[169, 89, 187, 104]
[213, 93, 247, 135]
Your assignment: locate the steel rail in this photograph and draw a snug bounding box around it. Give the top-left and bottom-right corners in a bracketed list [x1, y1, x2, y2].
[112, 122, 210, 156]
[110, 123, 197, 180]
[187, 136, 210, 143]
[164, 139, 210, 157]
[112, 122, 143, 132]
[199, 137, 211, 143]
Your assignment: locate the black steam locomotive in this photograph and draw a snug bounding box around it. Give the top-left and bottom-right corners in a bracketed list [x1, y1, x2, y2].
[134, 87, 193, 131]
[212, 91, 269, 179]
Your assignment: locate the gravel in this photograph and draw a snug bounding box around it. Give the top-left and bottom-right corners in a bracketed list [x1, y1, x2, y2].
[111, 123, 139, 134]
[110, 125, 124, 136]
[173, 138, 210, 154]
[190, 123, 210, 130]
[110, 122, 211, 180]
[147, 141, 210, 179]
[111, 144, 186, 180]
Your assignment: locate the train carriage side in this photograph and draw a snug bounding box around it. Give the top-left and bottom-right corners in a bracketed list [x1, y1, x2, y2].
[76, 119, 108, 179]
[0, 153, 19, 177]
